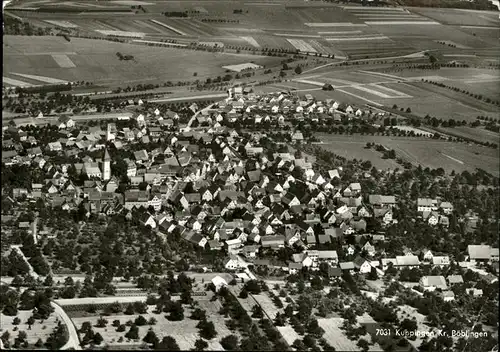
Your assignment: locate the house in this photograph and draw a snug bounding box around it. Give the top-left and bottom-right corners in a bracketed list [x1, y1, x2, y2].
[423, 211, 439, 225]
[432, 256, 450, 267]
[211, 276, 228, 292]
[369, 195, 396, 207]
[439, 201, 454, 214]
[381, 258, 397, 271]
[291, 131, 304, 142]
[139, 212, 157, 229]
[339, 262, 355, 273]
[224, 255, 242, 270]
[317, 250, 338, 265]
[468, 245, 494, 263]
[353, 256, 371, 274]
[421, 249, 434, 261]
[327, 267, 342, 279]
[261, 235, 285, 249]
[417, 198, 437, 212]
[241, 245, 260, 258]
[395, 255, 420, 268]
[447, 275, 464, 285]
[466, 288, 483, 297]
[288, 262, 303, 275]
[419, 275, 447, 291]
[442, 291, 455, 302]
[361, 241, 376, 257]
[226, 239, 243, 253]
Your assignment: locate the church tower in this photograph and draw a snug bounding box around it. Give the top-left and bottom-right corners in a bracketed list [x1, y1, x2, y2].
[103, 148, 111, 181]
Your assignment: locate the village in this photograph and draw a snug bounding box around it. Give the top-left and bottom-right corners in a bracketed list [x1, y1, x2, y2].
[1, 87, 499, 351]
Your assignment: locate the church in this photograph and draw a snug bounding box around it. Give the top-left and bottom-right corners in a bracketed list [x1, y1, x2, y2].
[83, 148, 111, 180]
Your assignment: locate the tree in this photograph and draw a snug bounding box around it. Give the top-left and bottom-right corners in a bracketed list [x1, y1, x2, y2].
[43, 275, 54, 287]
[198, 320, 217, 340]
[93, 332, 103, 345]
[295, 66, 303, 74]
[157, 336, 180, 350]
[148, 317, 157, 325]
[96, 317, 108, 328]
[292, 339, 306, 351]
[143, 330, 158, 345]
[243, 280, 261, 294]
[124, 303, 135, 315]
[35, 338, 43, 347]
[125, 324, 139, 340]
[251, 305, 264, 318]
[357, 338, 370, 351]
[220, 334, 239, 350]
[168, 302, 184, 321]
[190, 308, 207, 321]
[12, 317, 21, 325]
[368, 267, 378, 280]
[134, 315, 148, 326]
[194, 338, 209, 351]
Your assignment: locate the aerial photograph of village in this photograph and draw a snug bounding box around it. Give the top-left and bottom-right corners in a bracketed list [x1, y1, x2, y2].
[1, 0, 499, 350]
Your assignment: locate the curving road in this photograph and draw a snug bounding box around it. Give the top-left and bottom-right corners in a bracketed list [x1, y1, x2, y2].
[51, 301, 81, 350]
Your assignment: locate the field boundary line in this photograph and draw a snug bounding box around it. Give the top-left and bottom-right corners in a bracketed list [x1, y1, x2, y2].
[336, 88, 383, 106]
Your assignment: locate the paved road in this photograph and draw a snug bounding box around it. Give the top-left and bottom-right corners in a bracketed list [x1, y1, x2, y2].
[51, 301, 81, 350]
[150, 93, 227, 103]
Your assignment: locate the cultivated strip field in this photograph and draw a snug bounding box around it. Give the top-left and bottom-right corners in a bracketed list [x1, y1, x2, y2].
[3, 35, 283, 87]
[44, 19, 78, 28]
[3, 77, 34, 87]
[52, 54, 77, 68]
[286, 38, 317, 52]
[10, 72, 68, 84]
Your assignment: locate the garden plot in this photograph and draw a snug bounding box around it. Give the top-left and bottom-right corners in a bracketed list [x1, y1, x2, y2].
[286, 38, 317, 52]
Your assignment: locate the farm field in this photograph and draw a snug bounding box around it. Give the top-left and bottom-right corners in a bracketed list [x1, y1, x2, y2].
[408, 7, 500, 27]
[3, 35, 283, 88]
[316, 133, 500, 176]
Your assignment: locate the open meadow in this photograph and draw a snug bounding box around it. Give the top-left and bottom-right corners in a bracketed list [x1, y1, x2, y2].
[316, 133, 499, 176]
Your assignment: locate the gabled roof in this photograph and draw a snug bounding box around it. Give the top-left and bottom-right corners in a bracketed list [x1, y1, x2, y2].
[468, 245, 492, 260]
[420, 275, 447, 288]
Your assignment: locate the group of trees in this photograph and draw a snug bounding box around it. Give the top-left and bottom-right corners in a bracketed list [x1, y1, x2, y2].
[423, 79, 500, 106]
